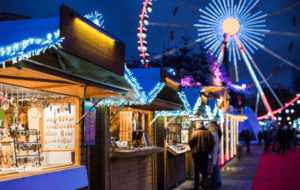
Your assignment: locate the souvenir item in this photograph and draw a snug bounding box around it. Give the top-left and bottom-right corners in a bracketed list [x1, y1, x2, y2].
[1, 86, 10, 110]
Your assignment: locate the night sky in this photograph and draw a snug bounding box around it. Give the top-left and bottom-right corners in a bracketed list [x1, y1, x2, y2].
[1, 0, 300, 90]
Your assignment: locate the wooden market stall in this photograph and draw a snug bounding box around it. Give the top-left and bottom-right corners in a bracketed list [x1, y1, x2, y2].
[0, 5, 133, 190]
[153, 86, 229, 190]
[92, 67, 186, 190]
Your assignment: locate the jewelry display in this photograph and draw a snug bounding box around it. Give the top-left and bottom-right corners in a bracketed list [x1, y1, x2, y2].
[43, 105, 75, 150]
[0, 84, 74, 172]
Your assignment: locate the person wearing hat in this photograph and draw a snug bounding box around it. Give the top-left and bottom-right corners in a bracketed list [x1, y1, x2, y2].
[208, 120, 222, 188]
[189, 121, 215, 190]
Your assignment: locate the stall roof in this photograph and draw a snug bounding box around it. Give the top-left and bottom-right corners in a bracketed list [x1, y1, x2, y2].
[0, 17, 61, 67]
[0, 17, 136, 97]
[95, 66, 185, 110]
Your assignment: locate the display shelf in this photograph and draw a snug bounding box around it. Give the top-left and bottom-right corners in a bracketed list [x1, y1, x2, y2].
[167, 144, 191, 156]
[111, 147, 164, 158]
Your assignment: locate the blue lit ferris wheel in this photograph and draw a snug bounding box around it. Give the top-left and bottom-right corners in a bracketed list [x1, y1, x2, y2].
[137, 0, 300, 120]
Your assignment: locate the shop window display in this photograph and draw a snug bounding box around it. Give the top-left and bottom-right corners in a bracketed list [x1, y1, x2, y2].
[0, 84, 75, 174]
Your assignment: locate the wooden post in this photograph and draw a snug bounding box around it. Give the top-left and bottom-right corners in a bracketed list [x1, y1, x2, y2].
[230, 116, 233, 158]
[87, 145, 90, 190]
[237, 119, 239, 145]
[106, 106, 111, 190]
[164, 116, 167, 190]
[220, 121, 224, 164]
[75, 97, 81, 165]
[226, 114, 229, 160]
[233, 118, 236, 155]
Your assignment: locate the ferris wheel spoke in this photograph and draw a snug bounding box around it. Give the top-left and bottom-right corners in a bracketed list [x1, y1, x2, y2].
[221, 0, 229, 16]
[149, 21, 201, 28]
[245, 30, 266, 37]
[250, 58, 284, 108]
[200, 9, 222, 22]
[240, 34, 259, 50]
[177, 0, 200, 12]
[219, 0, 229, 16]
[245, 14, 268, 24]
[248, 0, 262, 14]
[204, 7, 222, 20]
[200, 14, 220, 24]
[233, 40, 242, 61]
[232, 40, 239, 82]
[235, 0, 243, 14]
[150, 40, 203, 61]
[250, 40, 300, 71]
[240, 37, 255, 54]
[212, 0, 226, 17]
[240, 0, 260, 19]
[237, 0, 247, 15]
[209, 40, 222, 53]
[264, 0, 300, 20]
[204, 36, 220, 49]
[244, 11, 263, 22]
[257, 31, 300, 37]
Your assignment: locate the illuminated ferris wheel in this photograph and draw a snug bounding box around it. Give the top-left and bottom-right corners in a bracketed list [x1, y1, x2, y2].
[137, 0, 300, 120]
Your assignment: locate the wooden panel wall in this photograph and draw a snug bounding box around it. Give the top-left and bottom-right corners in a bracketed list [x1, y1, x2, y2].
[166, 153, 186, 190]
[111, 155, 154, 190]
[156, 116, 165, 190]
[185, 152, 194, 177]
[88, 105, 109, 190]
[119, 112, 132, 142]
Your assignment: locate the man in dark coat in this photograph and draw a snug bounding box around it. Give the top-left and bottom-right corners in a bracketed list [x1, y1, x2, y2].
[263, 129, 271, 153]
[277, 126, 286, 156]
[258, 131, 263, 146]
[271, 129, 278, 152]
[240, 129, 245, 143]
[189, 122, 215, 190]
[244, 129, 251, 153]
[286, 126, 293, 150]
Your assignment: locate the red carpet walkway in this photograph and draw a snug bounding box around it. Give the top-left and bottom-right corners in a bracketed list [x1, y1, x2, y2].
[251, 146, 300, 190]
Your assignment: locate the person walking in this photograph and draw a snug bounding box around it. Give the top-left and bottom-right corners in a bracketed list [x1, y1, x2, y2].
[258, 131, 263, 146]
[286, 126, 293, 150]
[244, 129, 251, 153]
[271, 129, 278, 153]
[277, 126, 287, 156]
[240, 129, 245, 144]
[208, 121, 222, 188]
[263, 129, 271, 153]
[286, 126, 292, 150]
[292, 128, 297, 147]
[189, 121, 215, 190]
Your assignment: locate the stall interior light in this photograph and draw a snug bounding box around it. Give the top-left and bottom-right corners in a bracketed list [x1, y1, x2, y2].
[297, 100, 300, 104]
[287, 117, 290, 120]
[73, 14, 119, 43]
[285, 109, 289, 114]
[291, 109, 295, 113]
[289, 121, 292, 125]
[278, 117, 282, 121]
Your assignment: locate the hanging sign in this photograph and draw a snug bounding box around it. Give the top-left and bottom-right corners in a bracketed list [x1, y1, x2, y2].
[84, 101, 96, 145]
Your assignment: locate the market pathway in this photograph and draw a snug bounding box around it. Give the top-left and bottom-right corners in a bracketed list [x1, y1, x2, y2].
[173, 144, 263, 190]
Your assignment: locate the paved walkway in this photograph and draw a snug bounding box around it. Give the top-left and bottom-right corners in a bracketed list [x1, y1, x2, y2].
[174, 144, 264, 190]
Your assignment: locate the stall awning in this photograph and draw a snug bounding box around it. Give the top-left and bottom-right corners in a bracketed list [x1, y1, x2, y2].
[0, 57, 129, 98]
[0, 166, 88, 190]
[125, 67, 185, 111]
